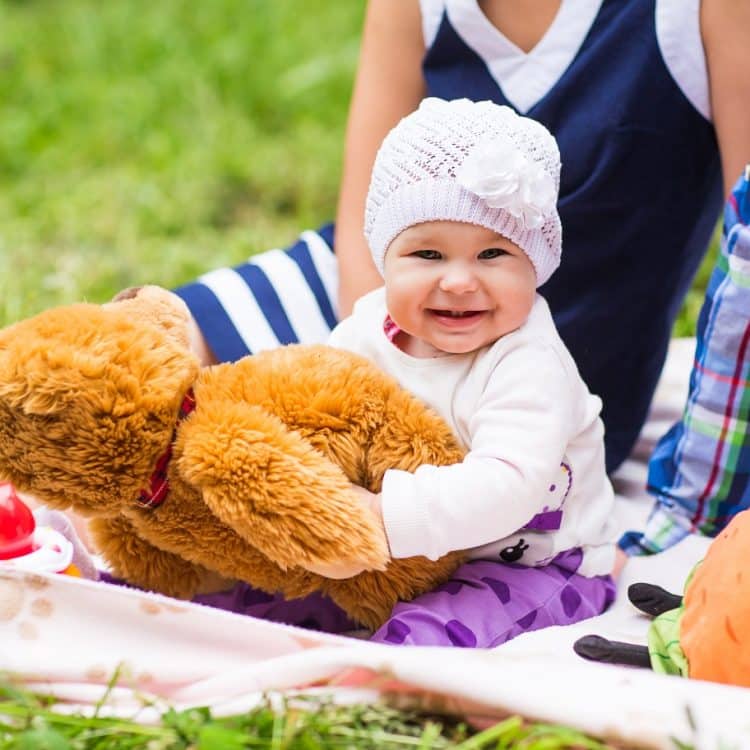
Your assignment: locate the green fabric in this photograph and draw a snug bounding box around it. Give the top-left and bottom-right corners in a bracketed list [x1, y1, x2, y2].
[646, 566, 700, 676]
[648, 605, 688, 676]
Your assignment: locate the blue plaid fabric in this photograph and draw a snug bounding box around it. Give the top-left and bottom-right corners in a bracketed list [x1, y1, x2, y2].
[621, 168, 750, 555]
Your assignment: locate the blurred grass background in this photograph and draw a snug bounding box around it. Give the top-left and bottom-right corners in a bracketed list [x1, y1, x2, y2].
[0, 0, 716, 332]
[0, 0, 361, 324]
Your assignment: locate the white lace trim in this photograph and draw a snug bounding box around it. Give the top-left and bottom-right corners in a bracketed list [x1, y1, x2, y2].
[655, 0, 710, 121]
[444, 0, 603, 114]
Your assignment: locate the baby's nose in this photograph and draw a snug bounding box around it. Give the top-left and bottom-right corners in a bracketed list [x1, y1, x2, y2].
[438, 265, 479, 293]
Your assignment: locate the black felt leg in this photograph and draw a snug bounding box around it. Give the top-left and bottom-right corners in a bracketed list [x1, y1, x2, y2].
[628, 582, 683, 616]
[573, 635, 652, 668]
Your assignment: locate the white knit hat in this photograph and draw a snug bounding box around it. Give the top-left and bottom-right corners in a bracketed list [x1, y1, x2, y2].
[365, 97, 562, 286]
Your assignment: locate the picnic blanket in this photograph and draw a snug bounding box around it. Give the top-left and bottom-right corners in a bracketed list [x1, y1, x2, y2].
[3, 338, 750, 749]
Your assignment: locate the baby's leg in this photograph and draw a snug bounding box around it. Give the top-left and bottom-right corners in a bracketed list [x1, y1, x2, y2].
[369, 549, 615, 647]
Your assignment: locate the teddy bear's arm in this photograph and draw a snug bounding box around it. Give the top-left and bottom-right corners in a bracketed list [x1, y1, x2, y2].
[176, 401, 389, 572]
[89, 515, 213, 599]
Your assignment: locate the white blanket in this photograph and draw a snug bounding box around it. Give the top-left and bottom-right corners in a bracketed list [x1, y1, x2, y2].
[3, 339, 750, 749]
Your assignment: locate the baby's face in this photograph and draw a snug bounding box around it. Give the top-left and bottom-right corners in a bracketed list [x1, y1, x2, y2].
[383, 221, 536, 357]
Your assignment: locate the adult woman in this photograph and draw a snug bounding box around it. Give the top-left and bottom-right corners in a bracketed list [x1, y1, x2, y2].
[177, 0, 750, 473]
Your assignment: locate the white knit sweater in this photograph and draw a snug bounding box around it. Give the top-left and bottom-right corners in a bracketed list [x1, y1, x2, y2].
[328, 288, 616, 577]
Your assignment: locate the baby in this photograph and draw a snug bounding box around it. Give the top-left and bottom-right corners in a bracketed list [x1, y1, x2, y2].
[319, 97, 617, 647]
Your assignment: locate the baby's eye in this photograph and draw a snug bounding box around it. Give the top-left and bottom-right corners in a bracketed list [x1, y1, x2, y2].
[412, 249, 442, 260]
[478, 248, 508, 260]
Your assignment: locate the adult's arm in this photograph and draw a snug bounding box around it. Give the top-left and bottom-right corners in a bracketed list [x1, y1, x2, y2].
[335, 0, 427, 317]
[701, 0, 750, 196]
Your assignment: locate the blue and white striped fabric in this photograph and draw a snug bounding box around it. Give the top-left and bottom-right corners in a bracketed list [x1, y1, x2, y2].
[175, 224, 339, 362]
[620, 168, 750, 555]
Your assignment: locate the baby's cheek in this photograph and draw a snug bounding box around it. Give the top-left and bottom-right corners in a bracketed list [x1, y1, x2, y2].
[504, 279, 536, 321]
[384, 279, 417, 322]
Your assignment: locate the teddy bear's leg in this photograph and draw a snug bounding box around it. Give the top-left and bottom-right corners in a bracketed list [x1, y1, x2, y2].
[177, 401, 389, 573]
[89, 516, 219, 599]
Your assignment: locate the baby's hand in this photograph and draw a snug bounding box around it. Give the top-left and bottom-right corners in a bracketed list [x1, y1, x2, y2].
[302, 485, 389, 579]
[349, 484, 382, 516]
[612, 547, 628, 579]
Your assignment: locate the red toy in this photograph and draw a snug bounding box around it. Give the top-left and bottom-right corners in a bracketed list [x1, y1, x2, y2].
[0, 483, 80, 575]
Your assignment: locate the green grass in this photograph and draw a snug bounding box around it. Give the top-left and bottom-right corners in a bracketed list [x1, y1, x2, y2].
[672, 224, 720, 337]
[0, 680, 624, 750]
[0, 0, 717, 332]
[0, 0, 361, 324]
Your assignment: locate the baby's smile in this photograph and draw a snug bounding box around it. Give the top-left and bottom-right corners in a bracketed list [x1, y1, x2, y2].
[427, 308, 487, 328]
[430, 309, 484, 318]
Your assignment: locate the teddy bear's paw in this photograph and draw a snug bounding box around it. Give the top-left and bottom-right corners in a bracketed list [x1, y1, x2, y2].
[180, 399, 391, 571]
[299, 557, 385, 580]
[321, 551, 466, 630]
[253, 498, 391, 575]
[297, 518, 391, 579]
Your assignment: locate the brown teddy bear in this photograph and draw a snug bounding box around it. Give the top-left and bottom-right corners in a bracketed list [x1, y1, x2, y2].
[0, 286, 466, 628]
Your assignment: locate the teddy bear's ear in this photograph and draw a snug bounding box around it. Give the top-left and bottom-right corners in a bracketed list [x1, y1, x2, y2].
[104, 286, 192, 351]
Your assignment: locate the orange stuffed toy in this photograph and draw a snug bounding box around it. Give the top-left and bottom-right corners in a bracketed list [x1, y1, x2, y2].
[677, 511, 750, 685]
[575, 509, 750, 686]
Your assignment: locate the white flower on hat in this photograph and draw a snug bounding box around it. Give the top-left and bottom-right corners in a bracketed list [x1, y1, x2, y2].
[455, 135, 556, 230]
